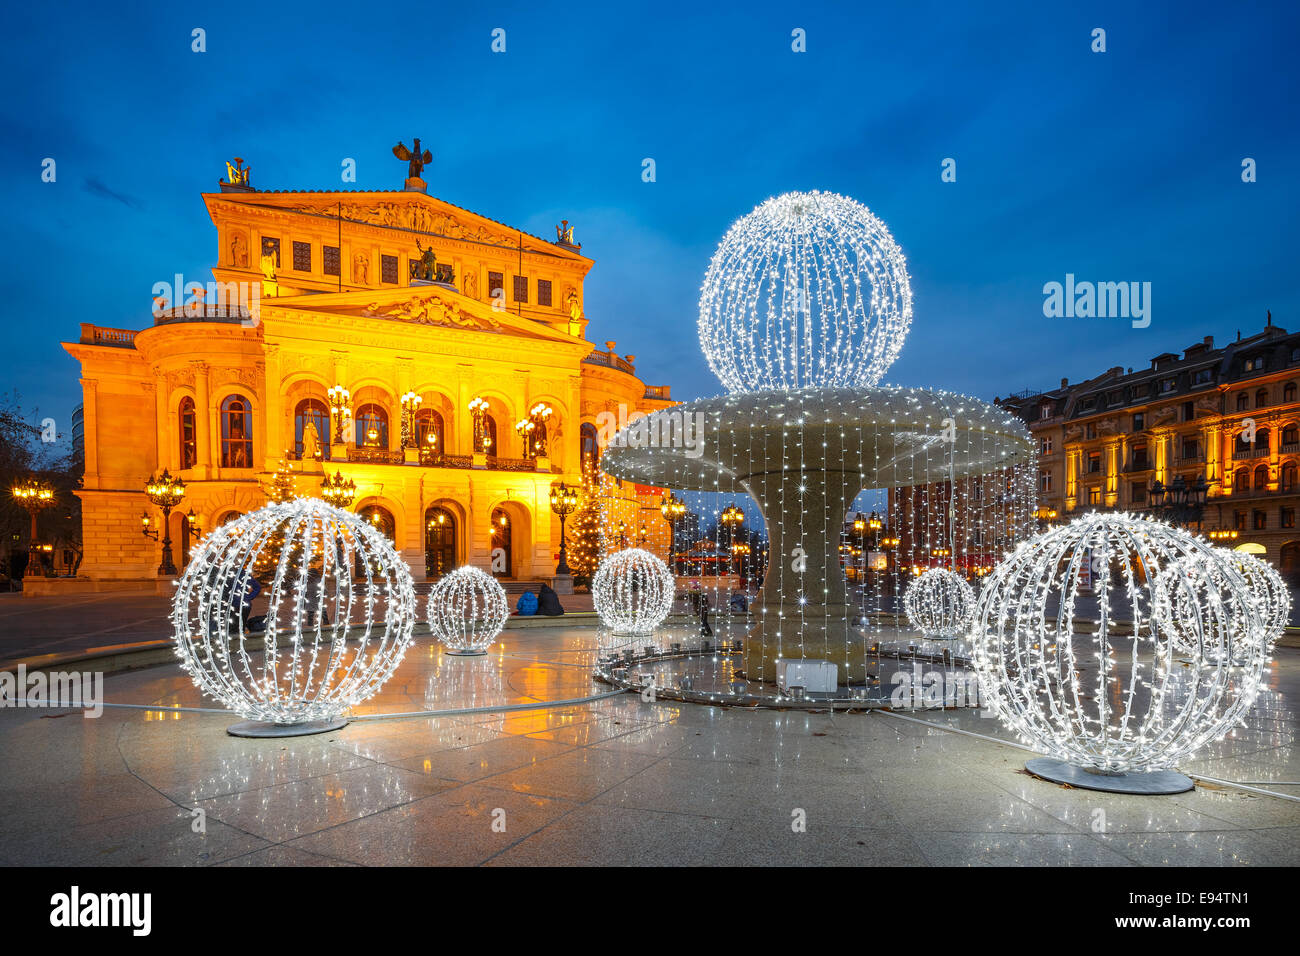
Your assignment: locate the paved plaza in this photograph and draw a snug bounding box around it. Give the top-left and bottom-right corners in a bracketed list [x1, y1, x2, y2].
[1, 619, 1297, 867]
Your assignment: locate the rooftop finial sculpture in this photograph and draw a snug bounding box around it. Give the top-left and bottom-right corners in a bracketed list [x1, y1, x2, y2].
[393, 138, 432, 185]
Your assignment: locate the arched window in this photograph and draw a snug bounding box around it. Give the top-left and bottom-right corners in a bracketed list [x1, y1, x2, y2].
[1256, 427, 1271, 451]
[1254, 464, 1270, 491]
[295, 398, 330, 461]
[179, 397, 197, 469]
[358, 504, 395, 539]
[220, 394, 253, 468]
[475, 414, 497, 454]
[489, 506, 512, 576]
[217, 510, 243, 526]
[425, 505, 456, 579]
[414, 408, 444, 455]
[355, 404, 389, 448]
[1237, 392, 1249, 411]
[1283, 463, 1297, 492]
[1236, 467, 1251, 491]
[580, 422, 600, 468]
[1285, 424, 1300, 446]
[1286, 382, 1297, 403]
[1257, 389, 1269, 408]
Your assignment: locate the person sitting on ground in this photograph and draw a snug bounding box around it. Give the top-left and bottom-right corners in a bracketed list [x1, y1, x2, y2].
[515, 590, 538, 616]
[536, 582, 565, 616]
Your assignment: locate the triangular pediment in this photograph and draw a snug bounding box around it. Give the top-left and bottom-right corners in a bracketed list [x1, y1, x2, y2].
[205, 189, 585, 260]
[263, 284, 589, 348]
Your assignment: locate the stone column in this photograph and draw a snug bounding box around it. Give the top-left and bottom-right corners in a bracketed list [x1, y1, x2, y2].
[194, 361, 213, 476]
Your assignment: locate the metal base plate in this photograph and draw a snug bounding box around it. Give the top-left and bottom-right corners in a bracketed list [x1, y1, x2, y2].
[227, 717, 349, 738]
[1025, 757, 1194, 795]
[444, 648, 489, 657]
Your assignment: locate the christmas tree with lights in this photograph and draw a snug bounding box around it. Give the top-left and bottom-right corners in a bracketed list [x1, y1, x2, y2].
[252, 458, 301, 584]
[567, 453, 604, 589]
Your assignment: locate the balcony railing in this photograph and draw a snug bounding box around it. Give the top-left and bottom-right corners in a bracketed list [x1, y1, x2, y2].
[1235, 447, 1270, 460]
[349, 447, 404, 465]
[80, 324, 138, 348]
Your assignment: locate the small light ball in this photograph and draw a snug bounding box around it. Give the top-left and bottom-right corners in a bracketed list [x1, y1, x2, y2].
[428, 565, 509, 655]
[972, 512, 1267, 774]
[903, 568, 976, 640]
[593, 548, 675, 635]
[172, 498, 417, 725]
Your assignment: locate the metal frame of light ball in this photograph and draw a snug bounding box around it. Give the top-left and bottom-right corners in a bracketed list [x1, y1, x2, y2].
[172, 497, 417, 736]
[592, 548, 676, 636]
[903, 567, 976, 640]
[1224, 549, 1292, 648]
[427, 565, 509, 656]
[971, 512, 1268, 793]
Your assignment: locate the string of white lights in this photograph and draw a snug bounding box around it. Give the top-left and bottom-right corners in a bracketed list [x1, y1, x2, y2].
[427, 565, 509, 655]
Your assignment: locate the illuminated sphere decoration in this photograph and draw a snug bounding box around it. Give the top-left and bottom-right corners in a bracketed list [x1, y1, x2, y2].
[428, 565, 509, 656]
[971, 512, 1268, 794]
[592, 548, 676, 635]
[172, 497, 417, 736]
[1225, 550, 1291, 648]
[903, 568, 976, 640]
[698, 190, 913, 393]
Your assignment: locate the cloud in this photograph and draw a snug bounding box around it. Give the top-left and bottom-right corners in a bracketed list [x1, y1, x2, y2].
[83, 177, 142, 210]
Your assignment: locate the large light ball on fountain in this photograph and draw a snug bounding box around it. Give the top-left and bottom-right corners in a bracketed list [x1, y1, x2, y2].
[904, 567, 975, 640]
[971, 513, 1267, 775]
[698, 190, 913, 393]
[428, 565, 509, 655]
[592, 548, 675, 635]
[172, 498, 417, 725]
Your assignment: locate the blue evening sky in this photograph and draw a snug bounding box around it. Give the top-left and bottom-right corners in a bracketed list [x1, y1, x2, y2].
[3, 0, 1298, 438]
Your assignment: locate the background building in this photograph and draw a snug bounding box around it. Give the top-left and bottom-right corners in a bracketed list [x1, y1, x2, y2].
[999, 316, 1300, 582]
[58, 161, 672, 590]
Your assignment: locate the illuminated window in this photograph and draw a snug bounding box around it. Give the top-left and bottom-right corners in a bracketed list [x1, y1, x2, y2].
[1254, 509, 1267, 530]
[488, 272, 504, 303]
[179, 397, 197, 469]
[323, 245, 340, 277]
[1282, 508, 1295, 530]
[1087, 487, 1101, 506]
[292, 241, 311, 272]
[537, 279, 553, 307]
[220, 394, 253, 468]
[414, 408, 444, 452]
[513, 275, 528, 303]
[355, 404, 389, 448]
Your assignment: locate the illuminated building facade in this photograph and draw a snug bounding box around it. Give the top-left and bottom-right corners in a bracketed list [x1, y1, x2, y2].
[59, 162, 672, 589]
[1000, 318, 1300, 579]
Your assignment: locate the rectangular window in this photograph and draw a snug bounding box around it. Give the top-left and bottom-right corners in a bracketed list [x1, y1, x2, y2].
[1282, 508, 1296, 530]
[488, 271, 504, 302]
[1182, 401, 1195, 421]
[1085, 423, 1097, 440]
[1040, 436, 1053, 455]
[1088, 487, 1101, 506]
[1160, 378, 1176, 393]
[1039, 403, 1052, 420]
[1245, 356, 1264, 372]
[1182, 438, 1199, 459]
[381, 254, 398, 284]
[513, 275, 528, 303]
[323, 245, 340, 277]
[537, 279, 553, 307]
[1234, 511, 1247, 531]
[1040, 470, 1053, 493]
[292, 241, 312, 272]
[1194, 368, 1212, 385]
[1131, 482, 1146, 504]
[1133, 413, 1144, 431]
[1132, 445, 1148, 468]
[1253, 509, 1267, 531]
[1088, 452, 1101, 473]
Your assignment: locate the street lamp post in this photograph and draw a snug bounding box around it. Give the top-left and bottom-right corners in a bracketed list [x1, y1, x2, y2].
[11, 477, 54, 574]
[549, 481, 580, 575]
[400, 391, 423, 449]
[143, 468, 186, 576]
[660, 491, 687, 566]
[1148, 474, 1209, 530]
